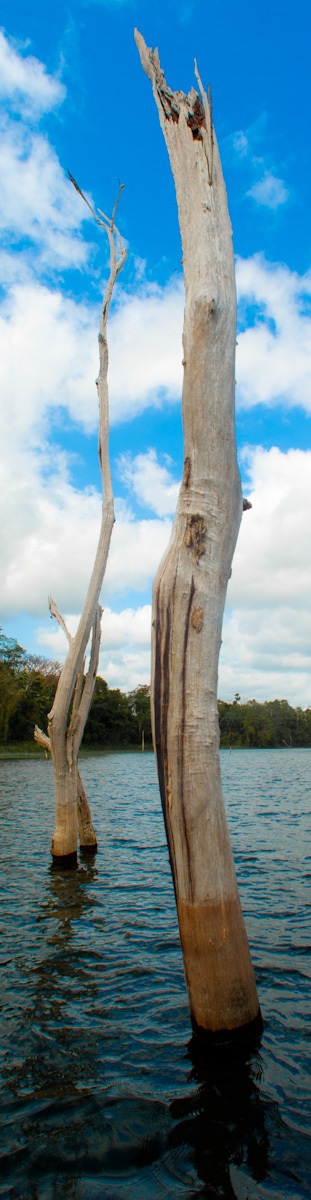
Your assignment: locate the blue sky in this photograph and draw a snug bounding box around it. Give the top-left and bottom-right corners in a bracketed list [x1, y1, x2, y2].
[1, 0, 311, 704]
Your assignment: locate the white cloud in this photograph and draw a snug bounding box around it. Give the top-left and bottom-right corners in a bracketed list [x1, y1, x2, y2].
[0, 281, 98, 441]
[27, 446, 311, 703]
[100, 650, 151, 692]
[236, 256, 311, 411]
[0, 29, 65, 115]
[117, 449, 180, 515]
[0, 124, 91, 268]
[0, 277, 172, 618]
[220, 607, 311, 708]
[0, 274, 183, 457]
[104, 514, 172, 599]
[0, 30, 92, 272]
[36, 604, 152, 691]
[219, 446, 311, 706]
[228, 446, 311, 608]
[3, 255, 310, 450]
[101, 605, 151, 647]
[0, 466, 101, 617]
[247, 170, 289, 209]
[108, 278, 183, 422]
[0, 435, 172, 617]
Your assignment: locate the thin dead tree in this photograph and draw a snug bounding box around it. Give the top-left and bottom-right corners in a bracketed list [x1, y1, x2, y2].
[135, 31, 262, 1043]
[35, 182, 126, 865]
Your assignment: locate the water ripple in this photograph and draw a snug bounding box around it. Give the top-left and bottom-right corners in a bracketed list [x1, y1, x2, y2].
[0, 749, 310, 1198]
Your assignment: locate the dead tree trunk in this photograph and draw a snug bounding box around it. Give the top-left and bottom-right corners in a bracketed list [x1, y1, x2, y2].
[35, 185, 126, 865]
[135, 32, 262, 1043]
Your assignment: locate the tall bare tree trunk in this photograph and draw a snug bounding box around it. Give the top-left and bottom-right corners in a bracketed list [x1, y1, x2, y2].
[35, 185, 126, 865]
[135, 32, 262, 1043]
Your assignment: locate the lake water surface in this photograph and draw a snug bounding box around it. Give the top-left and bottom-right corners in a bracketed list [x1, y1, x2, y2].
[0, 749, 310, 1198]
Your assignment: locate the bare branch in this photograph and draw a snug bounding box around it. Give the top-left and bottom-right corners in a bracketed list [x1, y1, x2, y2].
[75, 605, 102, 749]
[34, 725, 51, 753]
[67, 660, 86, 766]
[111, 179, 125, 229]
[67, 170, 108, 228]
[68, 606, 102, 755]
[97, 182, 125, 231]
[48, 596, 73, 646]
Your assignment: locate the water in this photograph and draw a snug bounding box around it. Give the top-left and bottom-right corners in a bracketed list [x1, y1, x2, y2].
[0, 749, 310, 1199]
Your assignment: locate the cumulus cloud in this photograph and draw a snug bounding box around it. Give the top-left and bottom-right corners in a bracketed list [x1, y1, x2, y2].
[37, 605, 152, 691]
[0, 274, 183, 454]
[0, 281, 98, 441]
[108, 278, 183, 421]
[0, 435, 172, 617]
[220, 607, 311, 708]
[3, 254, 310, 446]
[247, 171, 289, 209]
[0, 29, 65, 115]
[0, 30, 91, 271]
[100, 650, 151, 692]
[0, 124, 91, 268]
[0, 282, 173, 621]
[117, 449, 180, 515]
[236, 256, 311, 411]
[219, 446, 311, 706]
[228, 446, 311, 609]
[105, 513, 172, 598]
[27, 446, 311, 702]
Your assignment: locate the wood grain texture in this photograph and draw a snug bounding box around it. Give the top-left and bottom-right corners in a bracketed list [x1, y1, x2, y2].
[136, 31, 261, 1038]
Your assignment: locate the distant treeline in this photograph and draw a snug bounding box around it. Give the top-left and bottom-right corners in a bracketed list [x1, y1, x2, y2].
[1, 630, 311, 751]
[218, 694, 311, 748]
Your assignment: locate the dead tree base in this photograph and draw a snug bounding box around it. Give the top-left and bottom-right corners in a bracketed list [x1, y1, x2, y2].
[79, 842, 98, 856]
[51, 850, 78, 870]
[177, 894, 261, 1037]
[191, 1006, 263, 1047]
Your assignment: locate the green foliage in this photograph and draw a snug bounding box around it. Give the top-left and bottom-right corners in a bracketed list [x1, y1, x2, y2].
[218, 697, 311, 749]
[0, 629, 61, 745]
[82, 681, 152, 747]
[0, 631, 27, 744]
[0, 629, 153, 750]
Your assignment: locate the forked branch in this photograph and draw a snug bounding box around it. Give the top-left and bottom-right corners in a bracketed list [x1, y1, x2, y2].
[37, 183, 126, 861]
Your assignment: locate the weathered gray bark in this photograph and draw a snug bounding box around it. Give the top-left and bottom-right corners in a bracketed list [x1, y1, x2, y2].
[35, 186, 126, 863]
[135, 32, 262, 1042]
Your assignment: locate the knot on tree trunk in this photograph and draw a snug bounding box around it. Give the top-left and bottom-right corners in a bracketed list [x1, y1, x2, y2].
[185, 514, 207, 562]
[183, 456, 191, 489]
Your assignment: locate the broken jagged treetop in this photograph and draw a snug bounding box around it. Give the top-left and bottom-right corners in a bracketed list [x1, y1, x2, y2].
[134, 31, 232, 294]
[134, 30, 214, 184]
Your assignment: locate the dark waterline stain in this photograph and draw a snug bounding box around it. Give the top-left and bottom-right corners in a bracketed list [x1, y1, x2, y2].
[0, 750, 310, 1199]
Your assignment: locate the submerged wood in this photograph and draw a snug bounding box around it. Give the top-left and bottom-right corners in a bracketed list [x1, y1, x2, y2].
[135, 31, 262, 1042]
[35, 187, 126, 863]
